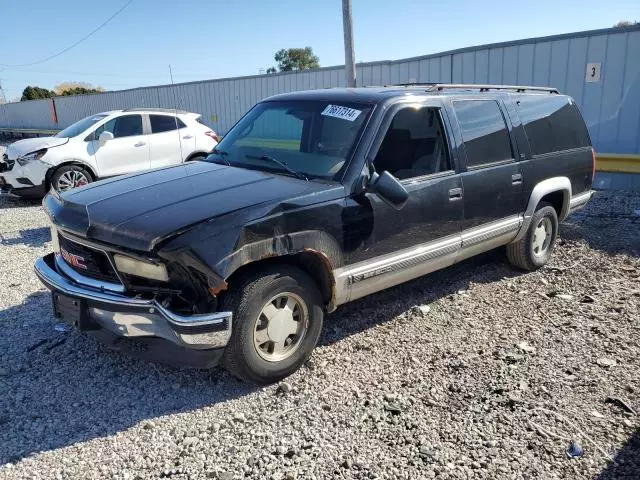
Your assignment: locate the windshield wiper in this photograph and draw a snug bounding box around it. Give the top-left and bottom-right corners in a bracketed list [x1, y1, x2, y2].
[210, 148, 230, 165]
[245, 154, 308, 181]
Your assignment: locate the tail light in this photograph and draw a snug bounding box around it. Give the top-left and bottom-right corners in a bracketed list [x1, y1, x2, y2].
[591, 147, 596, 180]
[205, 131, 220, 142]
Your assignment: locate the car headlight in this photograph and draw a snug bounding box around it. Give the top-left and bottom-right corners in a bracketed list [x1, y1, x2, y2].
[16, 148, 48, 166]
[113, 254, 169, 282]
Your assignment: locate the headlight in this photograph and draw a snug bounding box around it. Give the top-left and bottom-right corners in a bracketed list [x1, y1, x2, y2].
[16, 149, 48, 166]
[113, 254, 169, 282]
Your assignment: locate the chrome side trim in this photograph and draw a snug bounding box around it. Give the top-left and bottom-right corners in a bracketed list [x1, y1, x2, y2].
[568, 190, 594, 214]
[334, 234, 461, 305]
[35, 255, 232, 349]
[334, 215, 526, 306]
[514, 177, 571, 241]
[55, 254, 125, 293]
[460, 215, 522, 247]
[457, 215, 522, 262]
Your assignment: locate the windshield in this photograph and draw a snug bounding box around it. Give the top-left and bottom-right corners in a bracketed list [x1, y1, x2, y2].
[55, 114, 108, 138]
[206, 100, 372, 180]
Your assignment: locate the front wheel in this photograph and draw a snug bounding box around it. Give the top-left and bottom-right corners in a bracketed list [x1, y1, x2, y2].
[221, 266, 324, 384]
[51, 165, 93, 193]
[507, 202, 558, 271]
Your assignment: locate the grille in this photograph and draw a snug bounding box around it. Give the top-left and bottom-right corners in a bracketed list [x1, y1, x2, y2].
[58, 234, 120, 283]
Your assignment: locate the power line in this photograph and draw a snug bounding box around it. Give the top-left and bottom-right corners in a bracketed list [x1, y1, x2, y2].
[0, 0, 134, 68]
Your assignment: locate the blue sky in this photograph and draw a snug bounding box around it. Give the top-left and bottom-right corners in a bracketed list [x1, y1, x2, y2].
[0, 0, 637, 100]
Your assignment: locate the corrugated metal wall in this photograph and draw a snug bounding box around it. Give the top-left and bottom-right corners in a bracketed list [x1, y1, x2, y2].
[1, 25, 638, 153]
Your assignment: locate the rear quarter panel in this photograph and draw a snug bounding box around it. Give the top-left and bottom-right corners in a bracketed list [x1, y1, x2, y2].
[520, 148, 593, 197]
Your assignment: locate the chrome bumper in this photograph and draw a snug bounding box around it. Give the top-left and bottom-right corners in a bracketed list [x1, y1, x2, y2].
[567, 189, 594, 215]
[34, 253, 232, 350]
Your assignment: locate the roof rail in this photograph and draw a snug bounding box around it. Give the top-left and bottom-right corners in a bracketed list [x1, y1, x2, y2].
[384, 83, 559, 94]
[123, 107, 189, 114]
[429, 83, 559, 94]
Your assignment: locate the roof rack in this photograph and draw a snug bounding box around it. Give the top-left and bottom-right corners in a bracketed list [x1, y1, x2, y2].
[385, 83, 559, 94]
[123, 107, 189, 114]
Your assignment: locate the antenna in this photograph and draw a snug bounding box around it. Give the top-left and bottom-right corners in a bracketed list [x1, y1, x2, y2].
[169, 64, 184, 163]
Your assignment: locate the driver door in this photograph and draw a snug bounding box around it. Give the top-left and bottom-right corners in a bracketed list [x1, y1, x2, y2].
[342, 101, 464, 300]
[91, 114, 150, 177]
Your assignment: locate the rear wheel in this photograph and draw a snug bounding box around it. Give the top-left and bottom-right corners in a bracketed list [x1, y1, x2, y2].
[221, 266, 324, 384]
[507, 202, 558, 271]
[51, 165, 93, 193]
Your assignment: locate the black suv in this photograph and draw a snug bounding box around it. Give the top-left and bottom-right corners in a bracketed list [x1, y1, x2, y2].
[35, 84, 595, 383]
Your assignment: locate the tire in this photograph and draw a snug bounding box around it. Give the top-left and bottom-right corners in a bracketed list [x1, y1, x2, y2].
[507, 202, 558, 271]
[187, 154, 206, 162]
[221, 265, 324, 384]
[51, 164, 93, 193]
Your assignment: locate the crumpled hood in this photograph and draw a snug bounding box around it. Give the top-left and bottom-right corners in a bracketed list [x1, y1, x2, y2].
[5, 136, 68, 160]
[44, 161, 333, 251]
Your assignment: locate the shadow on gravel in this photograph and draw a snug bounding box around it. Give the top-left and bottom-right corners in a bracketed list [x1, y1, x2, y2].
[561, 191, 640, 257]
[0, 227, 51, 247]
[596, 428, 640, 480]
[0, 291, 256, 466]
[320, 248, 521, 346]
[0, 196, 42, 210]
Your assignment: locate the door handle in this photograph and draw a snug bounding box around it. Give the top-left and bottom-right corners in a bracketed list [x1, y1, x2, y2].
[182, 135, 194, 139]
[134, 142, 146, 147]
[448, 187, 463, 201]
[511, 173, 523, 185]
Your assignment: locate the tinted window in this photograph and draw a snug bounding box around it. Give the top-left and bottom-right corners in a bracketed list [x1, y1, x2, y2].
[516, 96, 591, 155]
[150, 115, 186, 133]
[453, 100, 513, 168]
[96, 115, 143, 138]
[374, 107, 451, 180]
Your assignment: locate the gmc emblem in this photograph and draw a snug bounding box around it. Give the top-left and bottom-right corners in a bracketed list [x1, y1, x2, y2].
[60, 247, 87, 270]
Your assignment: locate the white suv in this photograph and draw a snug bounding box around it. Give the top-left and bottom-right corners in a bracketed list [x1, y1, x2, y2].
[0, 109, 219, 197]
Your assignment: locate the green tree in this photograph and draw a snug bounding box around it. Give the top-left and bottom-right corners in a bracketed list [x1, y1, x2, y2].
[20, 86, 55, 101]
[614, 20, 638, 27]
[54, 81, 104, 96]
[272, 47, 320, 72]
[58, 87, 103, 96]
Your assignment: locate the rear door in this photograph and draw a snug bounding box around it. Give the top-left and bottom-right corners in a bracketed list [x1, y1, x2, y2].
[147, 114, 195, 168]
[448, 98, 525, 231]
[93, 114, 150, 177]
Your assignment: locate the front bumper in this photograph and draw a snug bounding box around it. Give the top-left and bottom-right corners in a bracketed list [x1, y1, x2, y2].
[0, 181, 47, 198]
[567, 189, 594, 215]
[0, 158, 49, 197]
[34, 253, 232, 350]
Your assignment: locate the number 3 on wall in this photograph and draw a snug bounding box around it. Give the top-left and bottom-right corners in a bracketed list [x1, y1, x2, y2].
[586, 63, 601, 83]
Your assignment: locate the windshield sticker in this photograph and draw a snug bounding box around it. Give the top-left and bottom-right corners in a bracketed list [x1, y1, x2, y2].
[321, 104, 362, 122]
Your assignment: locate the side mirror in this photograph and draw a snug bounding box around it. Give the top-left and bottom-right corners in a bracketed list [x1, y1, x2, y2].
[368, 170, 409, 209]
[98, 131, 114, 146]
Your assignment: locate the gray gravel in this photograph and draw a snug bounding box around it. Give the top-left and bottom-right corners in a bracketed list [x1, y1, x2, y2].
[0, 189, 638, 480]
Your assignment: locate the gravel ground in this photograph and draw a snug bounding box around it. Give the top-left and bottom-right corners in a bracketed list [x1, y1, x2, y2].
[0, 187, 638, 480]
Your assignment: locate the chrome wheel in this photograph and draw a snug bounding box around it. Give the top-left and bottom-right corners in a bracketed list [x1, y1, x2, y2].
[57, 169, 89, 191]
[253, 292, 309, 362]
[532, 217, 552, 256]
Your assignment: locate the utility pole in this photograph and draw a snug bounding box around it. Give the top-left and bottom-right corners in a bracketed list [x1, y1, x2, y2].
[342, 0, 356, 88]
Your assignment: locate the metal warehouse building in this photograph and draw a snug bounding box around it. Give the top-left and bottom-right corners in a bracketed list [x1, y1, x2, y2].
[1, 24, 639, 157]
